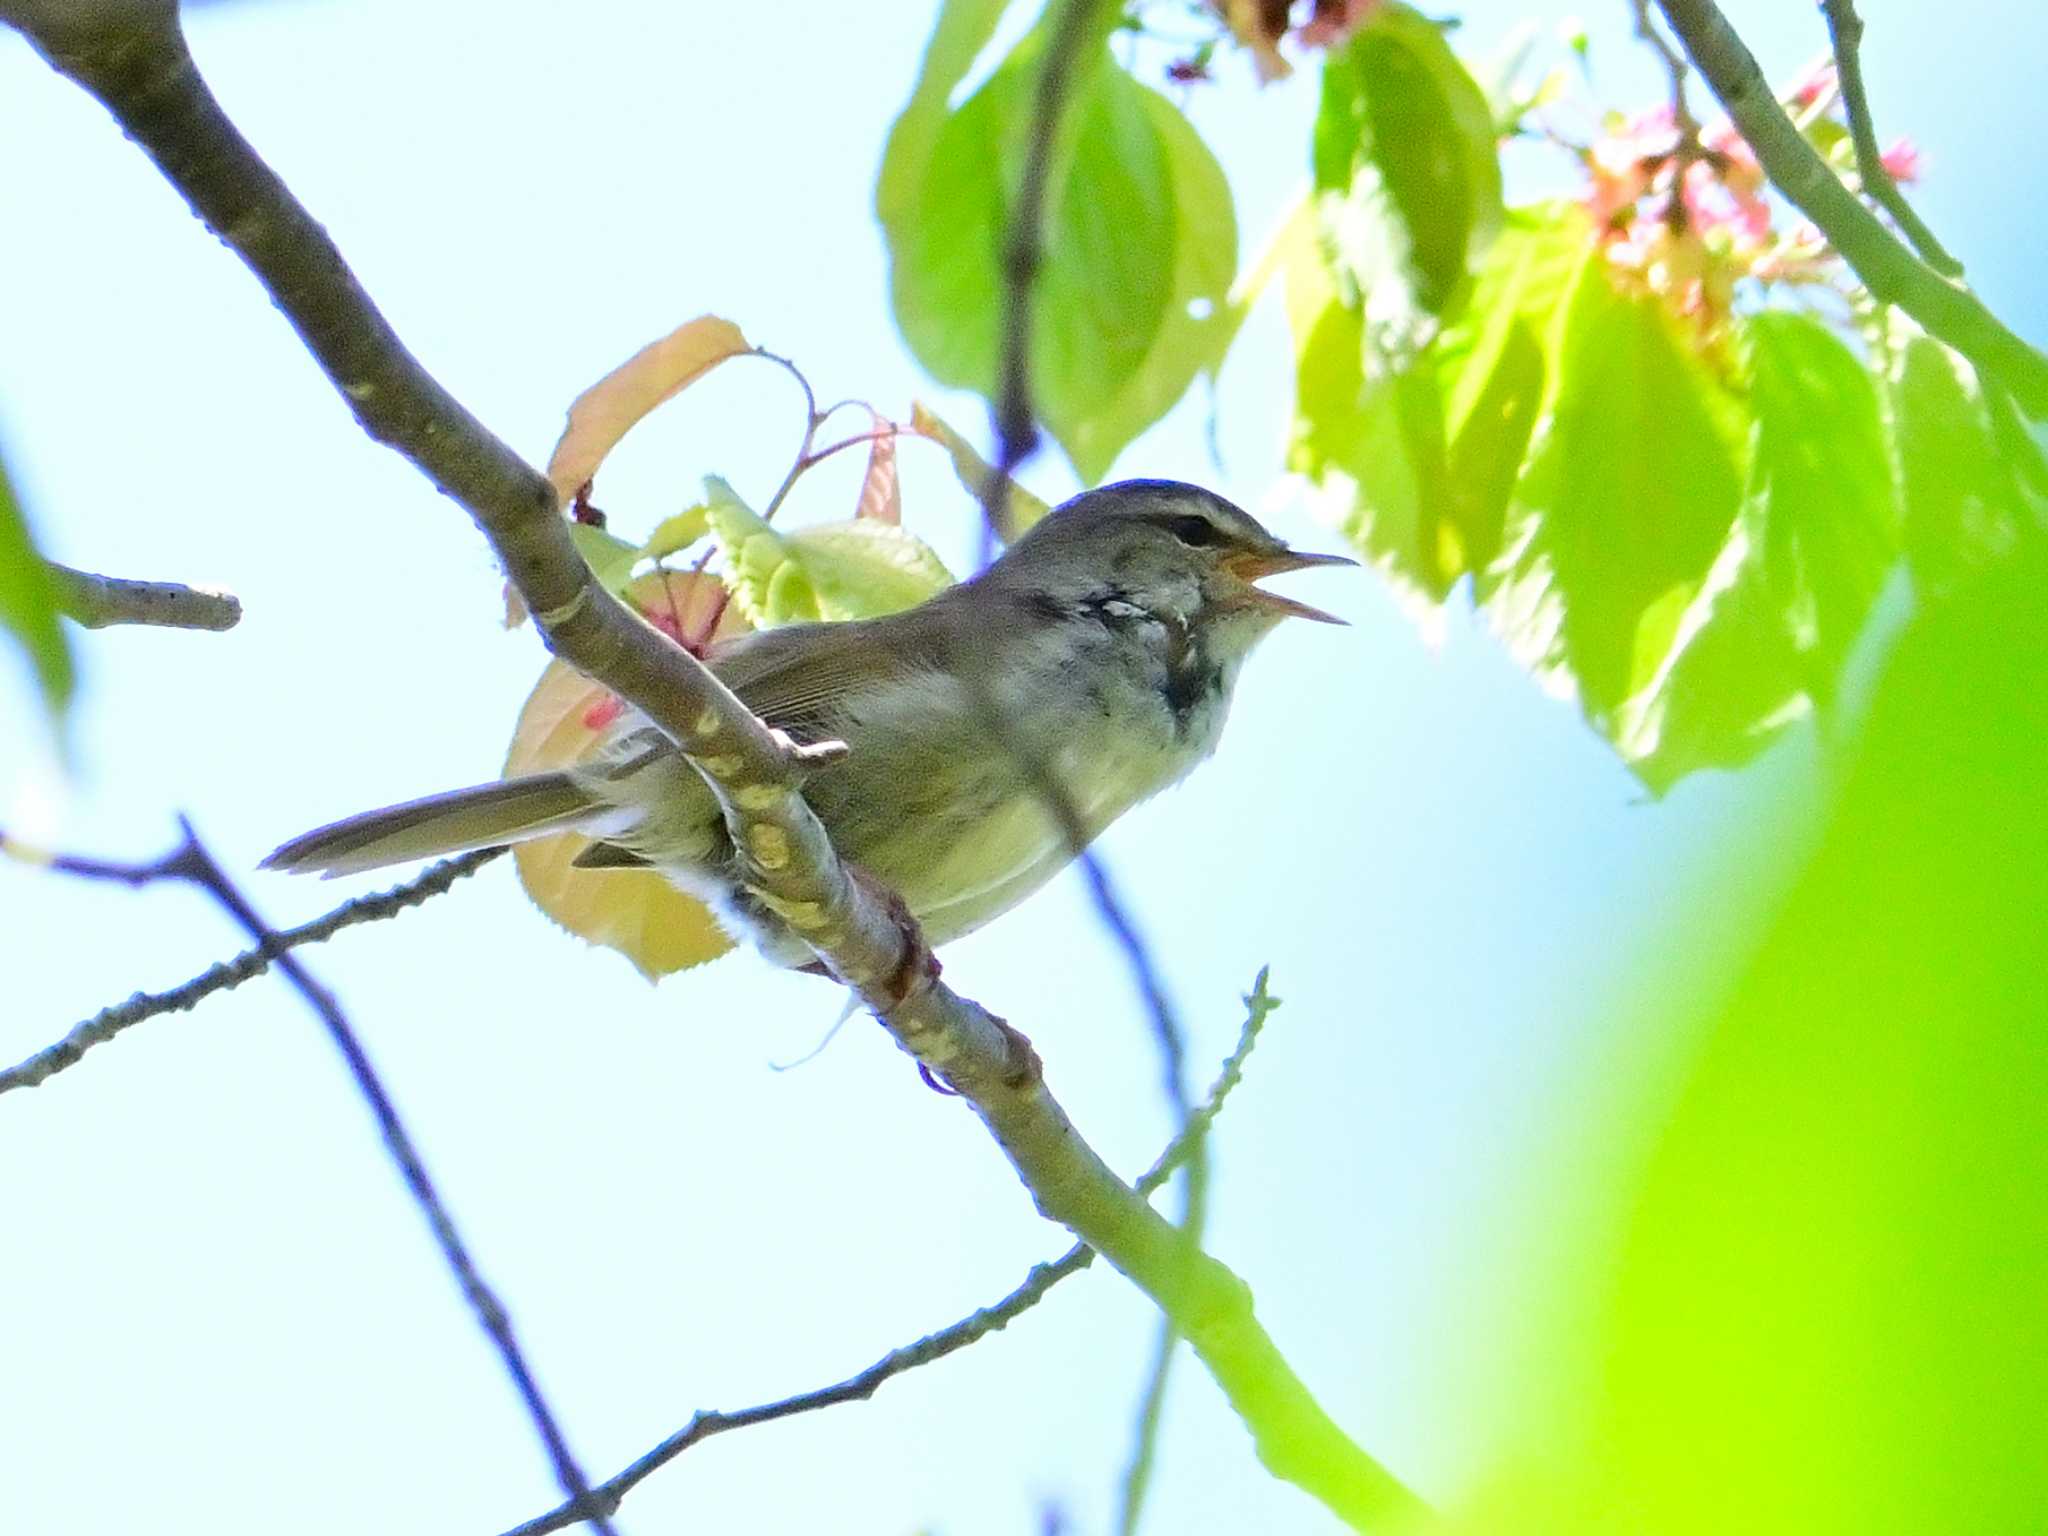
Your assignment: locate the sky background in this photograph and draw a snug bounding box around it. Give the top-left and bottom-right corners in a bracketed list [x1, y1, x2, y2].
[2, 2, 2041, 1533]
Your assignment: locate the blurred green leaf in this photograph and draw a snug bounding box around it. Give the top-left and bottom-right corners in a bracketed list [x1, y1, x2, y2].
[1313, 2, 1504, 340]
[1586, 536, 2048, 1534]
[881, 1, 1222, 480]
[907, 401, 1054, 539]
[1743, 311, 1896, 689]
[0, 455, 74, 727]
[1888, 326, 2041, 598]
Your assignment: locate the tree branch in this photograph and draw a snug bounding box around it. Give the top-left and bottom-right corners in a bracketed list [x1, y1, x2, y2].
[1651, 0, 2048, 416]
[46, 560, 242, 630]
[3, 5, 1421, 1526]
[1816, 0, 1961, 278]
[499, 970, 1282, 1536]
[25, 820, 617, 1536]
[0, 846, 501, 1095]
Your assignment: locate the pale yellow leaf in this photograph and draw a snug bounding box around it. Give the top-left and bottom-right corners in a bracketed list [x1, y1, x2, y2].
[503, 571, 747, 978]
[545, 316, 751, 505]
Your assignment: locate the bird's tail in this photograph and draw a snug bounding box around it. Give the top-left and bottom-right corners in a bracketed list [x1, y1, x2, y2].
[262, 771, 607, 878]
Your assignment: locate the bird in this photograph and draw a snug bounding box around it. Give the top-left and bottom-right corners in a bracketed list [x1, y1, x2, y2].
[264, 479, 1354, 967]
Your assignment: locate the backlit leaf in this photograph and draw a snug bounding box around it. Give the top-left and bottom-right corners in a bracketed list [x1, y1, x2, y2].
[545, 315, 751, 505]
[1059, 80, 1240, 483]
[1313, 3, 1505, 338]
[1887, 325, 2042, 599]
[854, 419, 902, 525]
[705, 476, 953, 627]
[1492, 260, 1743, 718]
[880, 7, 1191, 479]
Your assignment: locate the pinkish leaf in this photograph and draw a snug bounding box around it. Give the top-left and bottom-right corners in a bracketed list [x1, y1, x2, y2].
[855, 416, 902, 524]
[544, 316, 751, 506]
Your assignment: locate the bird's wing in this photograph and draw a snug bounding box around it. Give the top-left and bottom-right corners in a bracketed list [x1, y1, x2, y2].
[705, 611, 951, 741]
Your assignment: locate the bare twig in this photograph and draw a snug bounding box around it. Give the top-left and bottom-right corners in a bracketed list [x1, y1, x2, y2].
[1651, 0, 2048, 416]
[0, 846, 502, 1095]
[501, 971, 1284, 1536]
[4, 6, 1419, 1526]
[26, 821, 617, 1536]
[46, 560, 242, 630]
[1817, 0, 1961, 277]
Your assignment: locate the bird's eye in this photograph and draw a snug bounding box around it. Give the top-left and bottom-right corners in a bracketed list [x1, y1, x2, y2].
[1159, 513, 1224, 548]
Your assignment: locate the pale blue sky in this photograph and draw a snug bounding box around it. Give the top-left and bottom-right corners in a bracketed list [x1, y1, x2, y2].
[2, 3, 2039, 1533]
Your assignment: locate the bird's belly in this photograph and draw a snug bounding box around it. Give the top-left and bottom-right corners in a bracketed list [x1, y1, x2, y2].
[854, 710, 1206, 945]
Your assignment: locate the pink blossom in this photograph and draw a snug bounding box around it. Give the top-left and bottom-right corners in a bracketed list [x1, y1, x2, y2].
[1879, 137, 1922, 182]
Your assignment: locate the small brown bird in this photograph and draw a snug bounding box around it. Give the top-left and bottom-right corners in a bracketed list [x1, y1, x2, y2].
[265, 480, 1352, 965]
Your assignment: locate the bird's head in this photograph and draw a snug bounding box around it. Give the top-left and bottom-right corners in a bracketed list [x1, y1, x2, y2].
[985, 479, 1355, 656]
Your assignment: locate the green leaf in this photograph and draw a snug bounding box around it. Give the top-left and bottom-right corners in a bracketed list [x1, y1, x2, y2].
[643, 503, 710, 562]
[786, 520, 956, 619]
[1888, 327, 2041, 599]
[1433, 205, 1591, 583]
[703, 477, 794, 627]
[1290, 203, 1585, 603]
[1059, 81, 1239, 482]
[1313, 2, 1505, 334]
[703, 477, 953, 628]
[0, 456, 74, 728]
[1493, 261, 1743, 718]
[874, 0, 1014, 237]
[569, 523, 641, 597]
[879, 5, 1194, 479]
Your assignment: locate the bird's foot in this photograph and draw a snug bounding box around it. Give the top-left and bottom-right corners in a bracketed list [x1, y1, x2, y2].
[843, 862, 940, 1012]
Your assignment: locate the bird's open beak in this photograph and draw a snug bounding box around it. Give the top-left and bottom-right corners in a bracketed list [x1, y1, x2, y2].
[1221, 547, 1357, 626]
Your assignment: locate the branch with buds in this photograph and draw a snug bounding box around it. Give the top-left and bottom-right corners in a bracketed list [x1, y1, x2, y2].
[0, 2, 1420, 1528]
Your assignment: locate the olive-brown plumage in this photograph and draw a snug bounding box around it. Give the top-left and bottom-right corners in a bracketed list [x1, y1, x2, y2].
[265, 480, 1352, 964]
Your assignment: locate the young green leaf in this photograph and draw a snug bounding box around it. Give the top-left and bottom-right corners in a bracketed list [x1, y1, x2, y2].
[704, 476, 953, 627]
[643, 503, 711, 561]
[0, 458, 74, 728]
[786, 520, 956, 618]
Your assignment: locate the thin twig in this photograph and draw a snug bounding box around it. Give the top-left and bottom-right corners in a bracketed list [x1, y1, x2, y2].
[982, 0, 1111, 542]
[46, 561, 242, 631]
[4, 8, 1422, 1526]
[29, 823, 617, 1536]
[1651, 0, 2047, 415]
[500, 971, 1284, 1536]
[0, 846, 502, 1095]
[1817, 0, 1961, 277]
